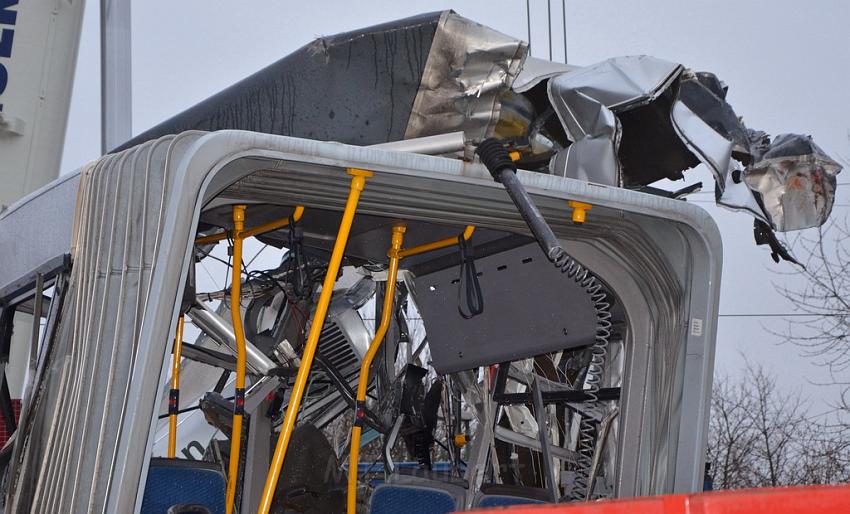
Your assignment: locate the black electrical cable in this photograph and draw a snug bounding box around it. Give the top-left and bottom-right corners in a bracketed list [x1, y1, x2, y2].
[285, 217, 312, 300]
[158, 394, 235, 419]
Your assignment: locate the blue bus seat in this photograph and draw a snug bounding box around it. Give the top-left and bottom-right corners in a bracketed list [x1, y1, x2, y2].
[141, 458, 226, 514]
[473, 484, 550, 508]
[370, 472, 466, 514]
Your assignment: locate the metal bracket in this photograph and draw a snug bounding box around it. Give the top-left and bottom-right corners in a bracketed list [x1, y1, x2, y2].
[382, 414, 404, 474]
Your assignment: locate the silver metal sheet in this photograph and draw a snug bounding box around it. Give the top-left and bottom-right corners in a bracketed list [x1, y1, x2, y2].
[404, 11, 528, 142]
[543, 56, 842, 231]
[549, 56, 682, 114]
[744, 133, 842, 232]
[547, 56, 683, 186]
[513, 56, 579, 93]
[671, 101, 735, 187]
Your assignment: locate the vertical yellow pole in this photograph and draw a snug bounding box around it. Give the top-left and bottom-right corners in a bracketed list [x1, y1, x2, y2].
[346, 225, 406, 514]
[257, 169, 373, 514]
[226, 204, 248, 514]
[167, 315, 185, 458]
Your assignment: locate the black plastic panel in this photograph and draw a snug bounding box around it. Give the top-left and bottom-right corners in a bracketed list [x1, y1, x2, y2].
[414, 243, 597, 374]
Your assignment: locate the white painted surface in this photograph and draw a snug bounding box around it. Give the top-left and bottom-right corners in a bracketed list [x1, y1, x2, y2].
[0, 0, 85, 209]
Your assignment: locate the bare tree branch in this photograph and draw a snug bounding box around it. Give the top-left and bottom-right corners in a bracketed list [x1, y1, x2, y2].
[707, 364, 850, 489]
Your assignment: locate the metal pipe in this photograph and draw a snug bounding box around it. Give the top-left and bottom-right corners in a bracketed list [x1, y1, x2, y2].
[368, 132, 466, 155]
[100, 0, 132, 152]
[547, 0, 553, 61]
[494, 426, 578, 463]
[532, 375, 559, 502]
[195, 205, 304, 245]
[347, 225, 405, 514]
[586, 408, 619, 501]
[28, 273, 43, 375]
[562, 0, 568, 63]
[258, 168, 373, 514]
[166, 315, 184, 459]
[225, 204, 248, 514]
[397, 225, 475, 259]
[187, 302, 276, 375]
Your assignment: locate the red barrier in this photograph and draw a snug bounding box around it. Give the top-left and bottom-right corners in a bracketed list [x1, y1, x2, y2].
[468, 485, 850, 513]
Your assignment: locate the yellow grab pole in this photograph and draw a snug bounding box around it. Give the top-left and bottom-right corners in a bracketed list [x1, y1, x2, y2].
[258, 168, 373, 514]
[167, 315, 185, 458]
[225, 204, 248, 514]
[397, 225, 475, 258]
[346, 225, 406, 514]
[195, 205, 305, 245]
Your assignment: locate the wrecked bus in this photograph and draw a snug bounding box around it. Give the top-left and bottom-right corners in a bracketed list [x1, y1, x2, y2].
[0, 11, 840, 514]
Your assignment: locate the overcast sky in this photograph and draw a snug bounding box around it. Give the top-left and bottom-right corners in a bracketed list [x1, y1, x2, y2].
[59, 0, 850, 404]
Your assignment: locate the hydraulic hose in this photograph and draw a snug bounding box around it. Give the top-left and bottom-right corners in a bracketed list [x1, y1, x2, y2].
[476, 139, 612, 502]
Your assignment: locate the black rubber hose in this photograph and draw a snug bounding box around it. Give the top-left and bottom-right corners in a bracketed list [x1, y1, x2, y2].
[476, 139, 563, 261]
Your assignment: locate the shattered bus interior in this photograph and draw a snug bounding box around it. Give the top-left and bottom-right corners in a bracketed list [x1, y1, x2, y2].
[0, 10, 840, 514]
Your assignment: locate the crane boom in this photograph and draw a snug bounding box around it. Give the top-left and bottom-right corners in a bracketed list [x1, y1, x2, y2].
[0, 0, 85, 209]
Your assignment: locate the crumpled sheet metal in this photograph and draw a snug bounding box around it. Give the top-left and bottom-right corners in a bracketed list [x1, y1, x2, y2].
[546, 56, 683, 185]
[513, 56, 579, 93]
[670, 100, 773, 223]
[549, 56, 683, 114]
[404, 11, 528, 142]
[539, 55, 841, 232]
[670, 101, 735, 185]
[745, 134, 842, 232]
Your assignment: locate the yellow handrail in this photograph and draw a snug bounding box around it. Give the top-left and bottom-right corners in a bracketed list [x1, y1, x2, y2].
[397, 225, 475, 258]
[257, 169, 373, 514]
[346, 225, 406, 514]
[225, 204, 248, 514]
[194, 205, 305, 245]
[166, 315, 185, 459]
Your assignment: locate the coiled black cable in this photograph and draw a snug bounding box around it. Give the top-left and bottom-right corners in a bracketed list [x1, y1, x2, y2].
[476, 138, 612, 501]
[558, 250, 611, 501]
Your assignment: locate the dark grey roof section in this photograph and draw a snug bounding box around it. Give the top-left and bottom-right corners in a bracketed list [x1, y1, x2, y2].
[116, 13, 444, 151]
[117, 13, 441, 151]
[117, 12, 528, 154]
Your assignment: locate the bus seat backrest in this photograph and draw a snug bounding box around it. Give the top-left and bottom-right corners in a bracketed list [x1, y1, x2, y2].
[474, 484, 550, 508]
[370, 474, 466, 514]
[141, 458, 226, 514]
